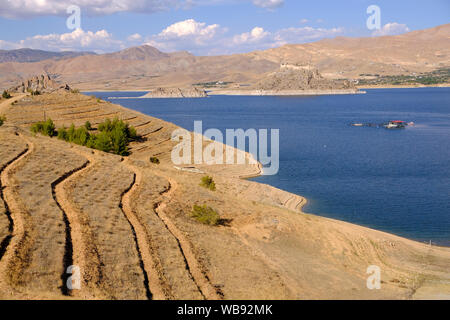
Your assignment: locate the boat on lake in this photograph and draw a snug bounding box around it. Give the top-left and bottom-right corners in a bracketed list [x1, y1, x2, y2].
[384, 120, 407, 129]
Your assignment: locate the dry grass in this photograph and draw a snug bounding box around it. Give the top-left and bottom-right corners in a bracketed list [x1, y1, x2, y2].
[0, 129, 28, 262]
[9, 135, 86, 296]
[68, 153, 148, 299]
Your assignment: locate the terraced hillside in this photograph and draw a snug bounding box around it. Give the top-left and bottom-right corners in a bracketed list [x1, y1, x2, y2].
[0, 92, 449, 299]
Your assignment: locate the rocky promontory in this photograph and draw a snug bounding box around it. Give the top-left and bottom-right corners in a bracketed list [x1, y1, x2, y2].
[255, 63, 358, 93]
[140, 87, 208, 98]
[8, 74, 71, 93]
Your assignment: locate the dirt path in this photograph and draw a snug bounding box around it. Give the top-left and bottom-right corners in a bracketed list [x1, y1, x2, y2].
[0, 94, 27, 115]
[121, 160, 169, 300]
[153, 173, 223, 300]
[0, 133, 35, 294]
[231, 226, 298, 297]
[52, 149, 104, 299]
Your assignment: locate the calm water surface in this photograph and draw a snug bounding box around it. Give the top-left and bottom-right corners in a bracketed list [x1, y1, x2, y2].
[89, 88, 450, 246]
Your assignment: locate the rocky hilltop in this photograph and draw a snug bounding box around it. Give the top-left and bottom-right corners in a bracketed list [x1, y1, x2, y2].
[256, 63, 357, 92]
[8, 74, 71, 93]
[141, 87, 208, 98]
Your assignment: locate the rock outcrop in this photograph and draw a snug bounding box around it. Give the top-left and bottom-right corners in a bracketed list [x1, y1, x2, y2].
[8, 74, 71, 93]
[141, 87, 208, 98]
[256, 63, 357, 92]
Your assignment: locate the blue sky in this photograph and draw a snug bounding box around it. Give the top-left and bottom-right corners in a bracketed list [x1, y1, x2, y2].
[0, 0, 448, 55]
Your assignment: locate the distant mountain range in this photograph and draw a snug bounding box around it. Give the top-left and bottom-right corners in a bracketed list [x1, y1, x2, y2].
[0, 24, 448, 90]
[0, 48, 95, 63]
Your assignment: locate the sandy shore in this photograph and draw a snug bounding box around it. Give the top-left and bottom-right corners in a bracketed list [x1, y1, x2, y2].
[358, 84, 450, 89]
[208, 89, 365, 96]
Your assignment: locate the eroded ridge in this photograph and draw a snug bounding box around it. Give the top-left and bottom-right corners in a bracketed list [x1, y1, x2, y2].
[120, 162, 164, 299]
[152, 174, 223, 300]
[67, 153, 149, 299]
[0, 133, 34, 296]
[0, 133, 29, 262]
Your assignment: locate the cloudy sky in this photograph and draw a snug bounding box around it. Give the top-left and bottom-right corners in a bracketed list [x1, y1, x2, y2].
[0, 0, 448, 55]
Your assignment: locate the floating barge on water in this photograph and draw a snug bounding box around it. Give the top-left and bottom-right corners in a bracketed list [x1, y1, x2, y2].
[351, 120, 414, 129]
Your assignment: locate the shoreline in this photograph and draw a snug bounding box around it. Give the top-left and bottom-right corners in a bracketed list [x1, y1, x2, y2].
[106, 99, 448, 247]
[208, 89, 364, 96]
[358, 84, 450, 89]
[45, 90, 449, 248]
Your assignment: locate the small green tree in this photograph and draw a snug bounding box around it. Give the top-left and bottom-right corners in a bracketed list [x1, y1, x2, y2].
[42, 119, 56, 136]
[84, 121, 92, 130]
[200, 176, 216, 191]
[191, 205, 220, 226]
[0, 115, 6, 126]
[150, 157, 160, 164]
[66, 124, 75, 142]
[110, 126, 128, 155]
[94, 131, 112, 152]
[2, 90, 11, 99]
[72, 127, 90, 145]
[57, 126, 68, 141]
[30, 118, 56, 136]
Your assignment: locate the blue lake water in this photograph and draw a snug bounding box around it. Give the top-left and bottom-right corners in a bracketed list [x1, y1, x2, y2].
[89, 88, 450, 246]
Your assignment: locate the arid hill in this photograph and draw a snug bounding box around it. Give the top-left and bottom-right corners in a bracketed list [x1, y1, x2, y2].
[256, 64, 356, 91]
[0, 24, 448, 91]
[0, 91, 449, 299]
[0, 48, 94, 63]
[140, 87, 208, 98]
[8, 74, 71, 94]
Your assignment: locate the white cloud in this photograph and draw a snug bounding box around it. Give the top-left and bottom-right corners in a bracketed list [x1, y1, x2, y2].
[233, 27, 270, 44]
[127, 33, 143, 42]
[146, 19, 226, 54]
[159, 19, 220, 40]
[372, 22, 410, 36]
[0, 0, 188, 19]
[252, 0, 284, 9]
[226, 25, 344, 53]
[273, 26, 344, 46]
[17, 28, 124, 53]
[0, 18, 345, 56]
[0, 40, 22, 50]
[300, 19, 309, 24]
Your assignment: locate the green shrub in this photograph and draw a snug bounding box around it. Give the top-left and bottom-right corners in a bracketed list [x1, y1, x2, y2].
[72, 127, 90, 145]
[150, 156, 160, 164]
[31, 90, 41, 96]
[200, 176, 216, 191]
[70, 89, 80, 94]
[191, 205, 220, 226]
[57, 126, 68, 141]
[32, 117, 138, 156]
[93, 131, 112, 152]
[2, 90, 11, 99]
[30, 118, 56, 136]
[0, 115, 6, 126]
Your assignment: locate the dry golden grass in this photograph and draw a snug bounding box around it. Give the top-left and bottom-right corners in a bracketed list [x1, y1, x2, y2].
[4, 135, 86, 297]
[68, 153, 148, 299]
[0, 129, 28, 264]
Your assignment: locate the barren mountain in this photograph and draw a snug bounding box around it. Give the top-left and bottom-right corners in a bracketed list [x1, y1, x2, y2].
[0, 48, 95, 63]
[0, 24, 448, 91]
[246, 23, 450, 80]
